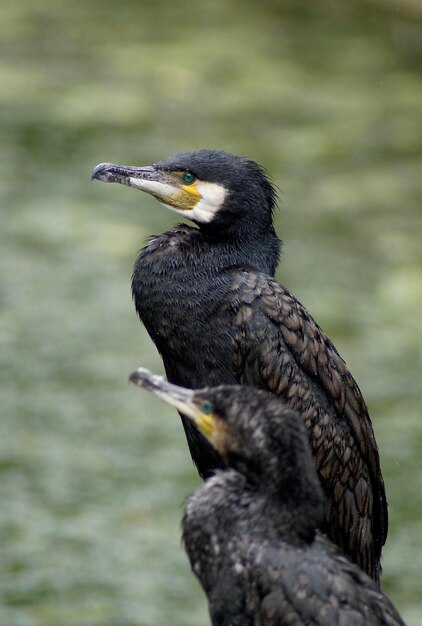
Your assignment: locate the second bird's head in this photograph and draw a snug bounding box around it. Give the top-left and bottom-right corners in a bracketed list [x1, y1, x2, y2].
[92, 150, 277, 233]
[129, 367, 315, 489]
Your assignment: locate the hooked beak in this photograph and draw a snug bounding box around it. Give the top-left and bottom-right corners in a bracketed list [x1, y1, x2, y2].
[91, 162, 178, 197]
[129, 368, 214, 438]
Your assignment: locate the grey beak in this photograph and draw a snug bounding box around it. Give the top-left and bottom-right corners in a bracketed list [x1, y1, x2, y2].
[91, 162, 158, 185]
[129, 367, 198, 416]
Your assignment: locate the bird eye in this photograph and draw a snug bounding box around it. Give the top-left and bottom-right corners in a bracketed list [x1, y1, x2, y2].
[182, 171, 196, 185]
[202, 401, 213, 415]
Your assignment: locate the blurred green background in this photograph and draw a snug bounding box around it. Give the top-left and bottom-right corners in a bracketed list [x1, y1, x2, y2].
[1, 0, 421, 624]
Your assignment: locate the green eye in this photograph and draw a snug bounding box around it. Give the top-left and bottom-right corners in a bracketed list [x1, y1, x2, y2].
[202, 401, 213, 414]
[182, 171, 196, 185]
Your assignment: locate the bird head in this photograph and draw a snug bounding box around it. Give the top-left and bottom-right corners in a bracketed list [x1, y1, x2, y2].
[92, 150, 277, 233]
[128, 368, 320, 496]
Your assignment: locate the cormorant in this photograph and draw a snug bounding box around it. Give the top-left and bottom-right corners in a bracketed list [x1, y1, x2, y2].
[92, 150, 387, 582]
[129, 368, 403, 626]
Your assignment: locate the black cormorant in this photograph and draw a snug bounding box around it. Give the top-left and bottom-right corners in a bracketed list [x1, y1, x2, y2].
[129, 368, 403, 626]
[92, 150, 387, 582]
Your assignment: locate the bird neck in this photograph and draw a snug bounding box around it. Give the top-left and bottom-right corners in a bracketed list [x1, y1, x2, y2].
[216, 467, 324, 544]
[197, 221, 281, 276]
[260, 474, 325, 542]
[243, 448, 326, 542]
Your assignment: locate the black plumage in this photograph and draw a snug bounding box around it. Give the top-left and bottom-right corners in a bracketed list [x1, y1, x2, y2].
[129, 370, 403, 626]
[92, 150, 387, 582]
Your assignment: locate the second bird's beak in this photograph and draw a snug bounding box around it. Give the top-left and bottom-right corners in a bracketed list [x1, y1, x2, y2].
[91, 162, 200, 210]
[129, 368, 214, 439]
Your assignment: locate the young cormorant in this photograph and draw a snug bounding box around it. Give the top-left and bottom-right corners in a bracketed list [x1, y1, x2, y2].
[92, 150, 387, 583]
[129, 368, 404, 626]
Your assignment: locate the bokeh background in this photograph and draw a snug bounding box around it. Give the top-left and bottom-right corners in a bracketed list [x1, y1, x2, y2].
[1, 0, 421, 624]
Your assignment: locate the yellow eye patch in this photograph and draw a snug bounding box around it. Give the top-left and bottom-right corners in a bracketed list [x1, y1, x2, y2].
[181, 182, 201, 197]
[196, 413, 215, 438]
